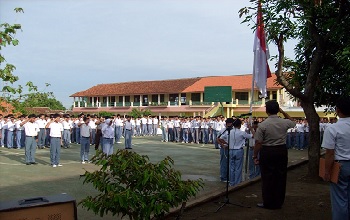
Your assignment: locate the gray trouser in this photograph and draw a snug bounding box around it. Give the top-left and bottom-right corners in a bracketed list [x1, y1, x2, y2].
[25, 136, 37, 163]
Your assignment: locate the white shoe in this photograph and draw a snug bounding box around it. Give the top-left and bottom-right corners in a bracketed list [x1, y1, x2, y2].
[52, 165, 57, 168]
[117, 141, 122, 144]
[57, 164, 63, 167]
[1, 146, 4, 148]
[82, 161, 86, 164]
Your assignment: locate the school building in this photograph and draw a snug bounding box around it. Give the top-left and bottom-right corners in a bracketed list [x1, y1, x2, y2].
[70, 74, 330, 118]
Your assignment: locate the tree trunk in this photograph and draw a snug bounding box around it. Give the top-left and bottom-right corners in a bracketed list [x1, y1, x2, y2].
[301, 100, 321, 178]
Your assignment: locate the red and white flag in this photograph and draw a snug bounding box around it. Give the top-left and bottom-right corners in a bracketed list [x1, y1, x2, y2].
[253, 1, 271, 98]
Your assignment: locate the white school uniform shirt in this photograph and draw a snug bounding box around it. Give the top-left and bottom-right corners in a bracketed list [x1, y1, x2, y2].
[135, 118, 141, 126]
[15, 120, 24, 130]
[102, 125, 114, 138]
[296, 123, 305, 133]
[23, 122, 39, 136]
[62, 120, 71, 130]
[220, 128, 253, 150]
[36, 119, 47, 129]
[141, 117, 147, 125]
[124, 121, 132, 130]
[49, 122, 63, 137]
[153, 118, 158, 125]
[88, 119, 97, 129]
[322, 118, 350, 160]
[173, 120, 180, 128]
[167, 120, 174, 128]
[182, 121, 191, 128]
[2, 121, 8, 130]
[7, 120, 15, 131]
[160, 120, 167, 128]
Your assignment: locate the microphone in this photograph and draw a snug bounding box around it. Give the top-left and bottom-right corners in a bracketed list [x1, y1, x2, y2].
[239, 113, 252, 117]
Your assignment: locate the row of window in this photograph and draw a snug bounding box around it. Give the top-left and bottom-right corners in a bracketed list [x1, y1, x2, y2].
[85, 91, 277, 104]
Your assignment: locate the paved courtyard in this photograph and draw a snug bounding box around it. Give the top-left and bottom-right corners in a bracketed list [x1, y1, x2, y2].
[0, 136, 308, 219]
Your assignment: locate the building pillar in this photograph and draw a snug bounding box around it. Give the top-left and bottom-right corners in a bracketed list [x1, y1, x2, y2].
[178, 93, 181, 106]
[106, 97, 109, 107]
[158, 94, 160, 105]
[276, 90, 280, 103]
[140, 95, 142, 106]
[123, 96, 125, 107]
[92, 97, 95, 107]
[200, 92, 203, 103]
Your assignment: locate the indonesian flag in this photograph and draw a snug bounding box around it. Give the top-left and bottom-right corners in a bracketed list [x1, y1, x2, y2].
[253, 1, 271, 98]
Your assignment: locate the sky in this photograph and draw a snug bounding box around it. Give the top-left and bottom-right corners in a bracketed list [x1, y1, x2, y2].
[0, 0, 296, 108]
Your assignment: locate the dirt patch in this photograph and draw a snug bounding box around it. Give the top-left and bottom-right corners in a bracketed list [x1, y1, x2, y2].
[168, 163, 331, 220]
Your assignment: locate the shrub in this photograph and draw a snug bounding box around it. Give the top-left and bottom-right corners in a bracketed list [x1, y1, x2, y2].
[79, 150, 204, 220]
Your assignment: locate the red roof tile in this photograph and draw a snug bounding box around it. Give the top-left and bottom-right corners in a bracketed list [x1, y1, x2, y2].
[70, 77, 202, 97]
[70, 74, 281, 97]
[182, 74, 280, 92]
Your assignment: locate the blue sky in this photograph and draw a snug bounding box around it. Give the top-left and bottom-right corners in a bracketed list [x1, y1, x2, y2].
[1, 0, 296, 108]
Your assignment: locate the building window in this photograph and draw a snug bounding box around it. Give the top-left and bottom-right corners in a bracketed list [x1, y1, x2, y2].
[118, 96, 123, 103]
[169, 94, 178, 102]
[235, 92, 248, 100]
[159, 94, 164, 102]
[181, 93, 186, 105]
[272, 91, 277, 100]
[102, 97, 107, 103]
[125, 96, 130, 102]
[90, 97, 98, 103]
[110, 96, 115, 103]
[191, 93, 200, 101]
[151, 95, 158, 102]
[134, 95, 140, 102]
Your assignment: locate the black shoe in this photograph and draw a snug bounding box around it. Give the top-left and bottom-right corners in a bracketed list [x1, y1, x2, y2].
[26, 162, 31, 165]
[257, 203, 264, 208]
[31, 162, 38, 165]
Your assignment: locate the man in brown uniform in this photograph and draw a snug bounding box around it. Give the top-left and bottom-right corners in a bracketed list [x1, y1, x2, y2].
[253, 100, 295, 209]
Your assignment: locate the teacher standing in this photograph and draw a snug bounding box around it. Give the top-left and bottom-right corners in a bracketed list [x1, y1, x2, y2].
[253, 100, 295, 209]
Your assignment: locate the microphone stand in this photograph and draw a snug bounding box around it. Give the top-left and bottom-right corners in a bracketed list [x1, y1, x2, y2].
[215, 118, 250, 213]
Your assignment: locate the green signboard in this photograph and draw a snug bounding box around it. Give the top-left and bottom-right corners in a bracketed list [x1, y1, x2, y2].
[204, 86, 232, 102]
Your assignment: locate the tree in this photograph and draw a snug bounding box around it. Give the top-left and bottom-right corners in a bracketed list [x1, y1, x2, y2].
[130, 108, 153, 118]
[18, 92, 66, 112]
[240, 0, 350, 177]
[1, 8, 55, 114]
[80, 150, 204, 220]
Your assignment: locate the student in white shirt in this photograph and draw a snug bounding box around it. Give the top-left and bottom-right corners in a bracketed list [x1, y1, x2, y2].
[102, 118, 114, 155]
[21, 114, 39, 165]
[15, 115, 25, 149]
[62, 116, 72, 148]
[124, 116, 133, 149]
[6, 115, 15, 149]
[36, 114, 47, 149]
[46, 114, 63, 167]
[218, 118, 254, 186]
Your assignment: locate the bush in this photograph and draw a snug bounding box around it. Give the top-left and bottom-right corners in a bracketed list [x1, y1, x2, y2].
[79, 150, 204, 220]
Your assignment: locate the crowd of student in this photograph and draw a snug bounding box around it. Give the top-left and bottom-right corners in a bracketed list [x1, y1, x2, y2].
[0, 112, 333, 171]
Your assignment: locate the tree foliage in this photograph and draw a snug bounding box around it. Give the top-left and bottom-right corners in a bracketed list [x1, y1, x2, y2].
[240, 0, 350, 106]
[130, 108, 153, 118]
[1, 8, 63, 114]
[0, 8, 37, 96]
[22, 92, 65, 110]
[240, 0, 350, 177]
[80, 150, 204, 220]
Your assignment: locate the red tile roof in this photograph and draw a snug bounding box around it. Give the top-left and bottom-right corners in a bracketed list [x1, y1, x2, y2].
[183, 74, 280, 92]
[70, 74, 281, 97]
